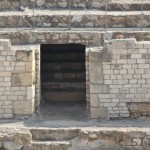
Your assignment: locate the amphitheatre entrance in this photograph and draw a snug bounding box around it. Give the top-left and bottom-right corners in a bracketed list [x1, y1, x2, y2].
[40, 44, 88, 119]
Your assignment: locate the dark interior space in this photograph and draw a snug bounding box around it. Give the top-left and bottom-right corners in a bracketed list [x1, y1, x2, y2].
[40, 44, 87, 120]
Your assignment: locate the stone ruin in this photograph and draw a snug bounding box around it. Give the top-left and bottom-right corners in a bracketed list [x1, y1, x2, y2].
[0, 0, 149, 149]
[1, 38, 150, 120]
[0, 0, 149, 120]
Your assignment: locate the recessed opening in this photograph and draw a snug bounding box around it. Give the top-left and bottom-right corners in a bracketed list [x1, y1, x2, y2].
[40, 44, 87, 120]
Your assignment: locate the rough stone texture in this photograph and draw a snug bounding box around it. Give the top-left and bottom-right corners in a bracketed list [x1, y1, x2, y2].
[3, 141, 23, 150]
[30, 128, 79, 141]
[87, 39, 150, 119]
[0, 127, 147, 150]
[1, 38, 150, 119]
[0, 30, 150, 46]
[128, 103, 150, 118]
[0, 39, 37, 118]
[69, 128, 150, 150]
[0, 127, 32, 143]
[88, 47, 109, 118]
[90, 107, 108, 119]
[0, 0, 150, 11]
[0, 0, 149, 120]
[0, 10, 149, 28]
[0, 126, 150, 150]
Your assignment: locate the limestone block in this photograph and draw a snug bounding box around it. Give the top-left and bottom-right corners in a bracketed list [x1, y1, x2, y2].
[128, 103, 150, 118]
[88, 133, 98, 140]
[12, 73, 33, 86]
[90, 94, 99, 107]
[14, 130, 32, 145]
[70, 137, 122, 150]
[27, 86, 35, 100]
[89, 61, 103, 84]
[13, 99, 35, 115]
[16, 50, 34, 62]
[107, 38, 136, 52]
[144, 42, 150, 48]
[0, 39, 11, 51]
[90, 84, 109, 94]
[3, 141, 23, 150]
[90, 107, 108, 119]
[89, 47, 104, 84]
[25, 62, 32, 72]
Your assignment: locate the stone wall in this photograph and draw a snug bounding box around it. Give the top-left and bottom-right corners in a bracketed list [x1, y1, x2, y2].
[0, 38, 150, 119]
[88, 39, 150, 119]
[0, 39, 36, 118]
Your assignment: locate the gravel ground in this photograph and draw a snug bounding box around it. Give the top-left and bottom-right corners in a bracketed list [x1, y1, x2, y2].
[0, 117, 150, 128]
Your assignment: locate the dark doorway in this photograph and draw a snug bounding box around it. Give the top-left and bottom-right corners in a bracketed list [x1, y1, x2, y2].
[40, 44, 87, 120]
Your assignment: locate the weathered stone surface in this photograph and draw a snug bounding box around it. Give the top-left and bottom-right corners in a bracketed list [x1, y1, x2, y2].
[0, 128, 33, 150]
[14, 130, 32, 145]
[30, 128, 79, 141]
[90, 94, 99, 107]
[128, 103, 150, 118]
[27, 86, 35, 100]
[3, 141, 23, 150]
[16, 51, 34, 62]
[0, 0, 150, 122]
[12, 73, 33, 86]
[0, 39, 11, 51]
[90, 84, 109, 94]
[90, 107, 108, 119]
[0, 10, 150, 28]
[89, 47, 104, 84]
[23, 141, 70, 150]
[88, 133, 98, 140]
[0, 0, 150, 11]
[70, 138, 122, 150]
[13, 99, 35, 115]
[0, 127, 150, 150]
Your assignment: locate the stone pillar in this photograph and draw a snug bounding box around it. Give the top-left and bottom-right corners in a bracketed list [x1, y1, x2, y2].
[88, 47, 108, 119]
[12, 49, 36, 117]
[0, 39, 37, 118]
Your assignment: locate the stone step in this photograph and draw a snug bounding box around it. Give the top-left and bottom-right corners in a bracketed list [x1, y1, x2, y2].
[41, 53, 85, 62]
[42, 78, 85, 83]
[42, 62, 85, 71]
[0, 10, 149, 28]
[42, 60, 85, 63]
[41, 70, 85, 73]
[23, 141, 70, 150]
[42, 90, 85, 101]
[42, 72, 85, 81]
[42, 82, 86, 90]
[30, 128, 79, 141]
[41, 66, 85, 72]
[2, 28, 150, 45]
[0, 0, 150, 11]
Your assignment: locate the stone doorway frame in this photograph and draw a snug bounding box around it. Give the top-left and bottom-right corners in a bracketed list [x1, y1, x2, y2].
[87, 47, 108, 119]
[35, 45, 105, 119]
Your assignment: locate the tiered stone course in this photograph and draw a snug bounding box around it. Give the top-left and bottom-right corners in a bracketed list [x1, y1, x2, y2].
[0, 10, 149, 28]
[0, 127, 150, 150]
[0, 0, 150, 11]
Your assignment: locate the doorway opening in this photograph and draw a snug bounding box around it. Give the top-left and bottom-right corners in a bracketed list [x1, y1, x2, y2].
[40, 44, 87, 120]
